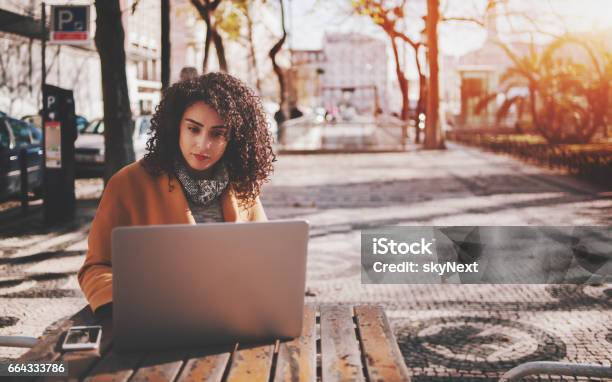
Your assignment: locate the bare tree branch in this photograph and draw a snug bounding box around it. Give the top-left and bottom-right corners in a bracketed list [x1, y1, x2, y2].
[190, 0, 226, 72]
[441, 16, 484, 27]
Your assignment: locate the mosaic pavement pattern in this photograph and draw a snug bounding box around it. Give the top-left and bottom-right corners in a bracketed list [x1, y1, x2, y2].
[1, 144, 611, 380]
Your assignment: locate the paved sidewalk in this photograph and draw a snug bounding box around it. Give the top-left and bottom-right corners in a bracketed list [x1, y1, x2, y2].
[1, 143, 611, 380]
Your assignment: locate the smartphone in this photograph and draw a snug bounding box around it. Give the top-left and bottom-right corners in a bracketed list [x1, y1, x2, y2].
[62, 325, 102, 351]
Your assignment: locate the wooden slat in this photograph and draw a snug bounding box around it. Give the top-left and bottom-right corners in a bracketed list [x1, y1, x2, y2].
[320, 305, 365, 382]
[128, 350, 186, 382]
[273, 305, 316, 382]
[175, 345, 234, 382]
[354, 305, 411, 382]
[225, 342, 275, 382]
[83, 350, 143, 382]
[19, 304, 411, 382]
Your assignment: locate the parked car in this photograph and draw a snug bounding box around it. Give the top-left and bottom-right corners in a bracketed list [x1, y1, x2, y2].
[22, 114, 89, 133]
[0, 115, 43, 200]
[74, 115, 152, 174]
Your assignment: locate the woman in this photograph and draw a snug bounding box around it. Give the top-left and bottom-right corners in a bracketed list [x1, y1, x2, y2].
[78, 72, 276, 317]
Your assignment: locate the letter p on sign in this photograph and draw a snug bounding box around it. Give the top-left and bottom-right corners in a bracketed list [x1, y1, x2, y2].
[58, 10, 74, 30]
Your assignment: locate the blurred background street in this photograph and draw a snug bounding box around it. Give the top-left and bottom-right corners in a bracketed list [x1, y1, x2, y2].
[2, 143, 611, 379]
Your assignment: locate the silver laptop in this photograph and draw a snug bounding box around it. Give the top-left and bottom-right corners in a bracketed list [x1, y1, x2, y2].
[111, 220, 309, 352]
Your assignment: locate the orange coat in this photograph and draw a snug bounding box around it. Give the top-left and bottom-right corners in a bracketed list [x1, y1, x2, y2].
[78, 160, 267, 312]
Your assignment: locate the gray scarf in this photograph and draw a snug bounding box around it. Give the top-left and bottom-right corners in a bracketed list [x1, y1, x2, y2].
[174, 159, 229, 206]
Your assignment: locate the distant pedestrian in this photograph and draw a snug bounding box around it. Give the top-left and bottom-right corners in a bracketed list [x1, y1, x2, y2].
[179, 66, 198, 82]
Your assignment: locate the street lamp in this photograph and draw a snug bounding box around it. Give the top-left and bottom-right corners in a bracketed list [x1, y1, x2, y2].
[419, 18, 428, 132]
[316, 67, 325, 109]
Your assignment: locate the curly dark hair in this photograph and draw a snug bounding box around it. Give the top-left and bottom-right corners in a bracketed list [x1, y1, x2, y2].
[142, 72, 276, 207]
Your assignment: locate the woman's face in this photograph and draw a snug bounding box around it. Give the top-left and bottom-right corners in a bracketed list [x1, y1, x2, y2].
[178, 101, 229, 175]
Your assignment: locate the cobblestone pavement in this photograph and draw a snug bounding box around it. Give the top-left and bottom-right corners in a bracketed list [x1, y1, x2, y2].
[1, 142, 611, 380]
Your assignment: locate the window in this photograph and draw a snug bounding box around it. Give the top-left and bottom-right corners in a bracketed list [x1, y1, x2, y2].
[462, 78, 486, 98]
[142, 60, 149, 80]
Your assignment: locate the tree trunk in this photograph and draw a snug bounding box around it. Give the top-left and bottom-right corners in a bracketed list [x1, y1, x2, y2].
[528, 84, 552, 141]
[161, 0, 171, 89]
[245, 4, 261, 93]
[390, 36, 409, 122]
[94, 0, 134, 183]
[269, 0, 288, 123]
[424, 0, 444, 149]
[190, 0, 222, 73]
[203, 19, 212, 72]
[592, 83, 609, 139]
[211, 27, 228, 72]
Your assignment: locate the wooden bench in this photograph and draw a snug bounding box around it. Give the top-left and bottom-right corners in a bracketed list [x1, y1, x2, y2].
[17, 304, 411, 381]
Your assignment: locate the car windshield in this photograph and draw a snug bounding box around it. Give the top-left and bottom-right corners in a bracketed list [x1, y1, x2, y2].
[30, 125, 42, 144]
[76, 116, 89, 132]
[8, 118, 32, 146]
[82, 120, 104, 134]
[22, 115, 41, 128]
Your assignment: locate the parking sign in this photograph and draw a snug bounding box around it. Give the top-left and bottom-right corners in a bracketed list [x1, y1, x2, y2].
[50, 5, 90, 44]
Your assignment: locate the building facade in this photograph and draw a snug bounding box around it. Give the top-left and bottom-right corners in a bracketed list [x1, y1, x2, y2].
[0, 0, 161, 120]
[321, 32, 388, 116]
[442, 6, 536, 129]
[290, 32, 389, 117]
[124, 0, 162, 115]
[288, 49, 326, 110]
